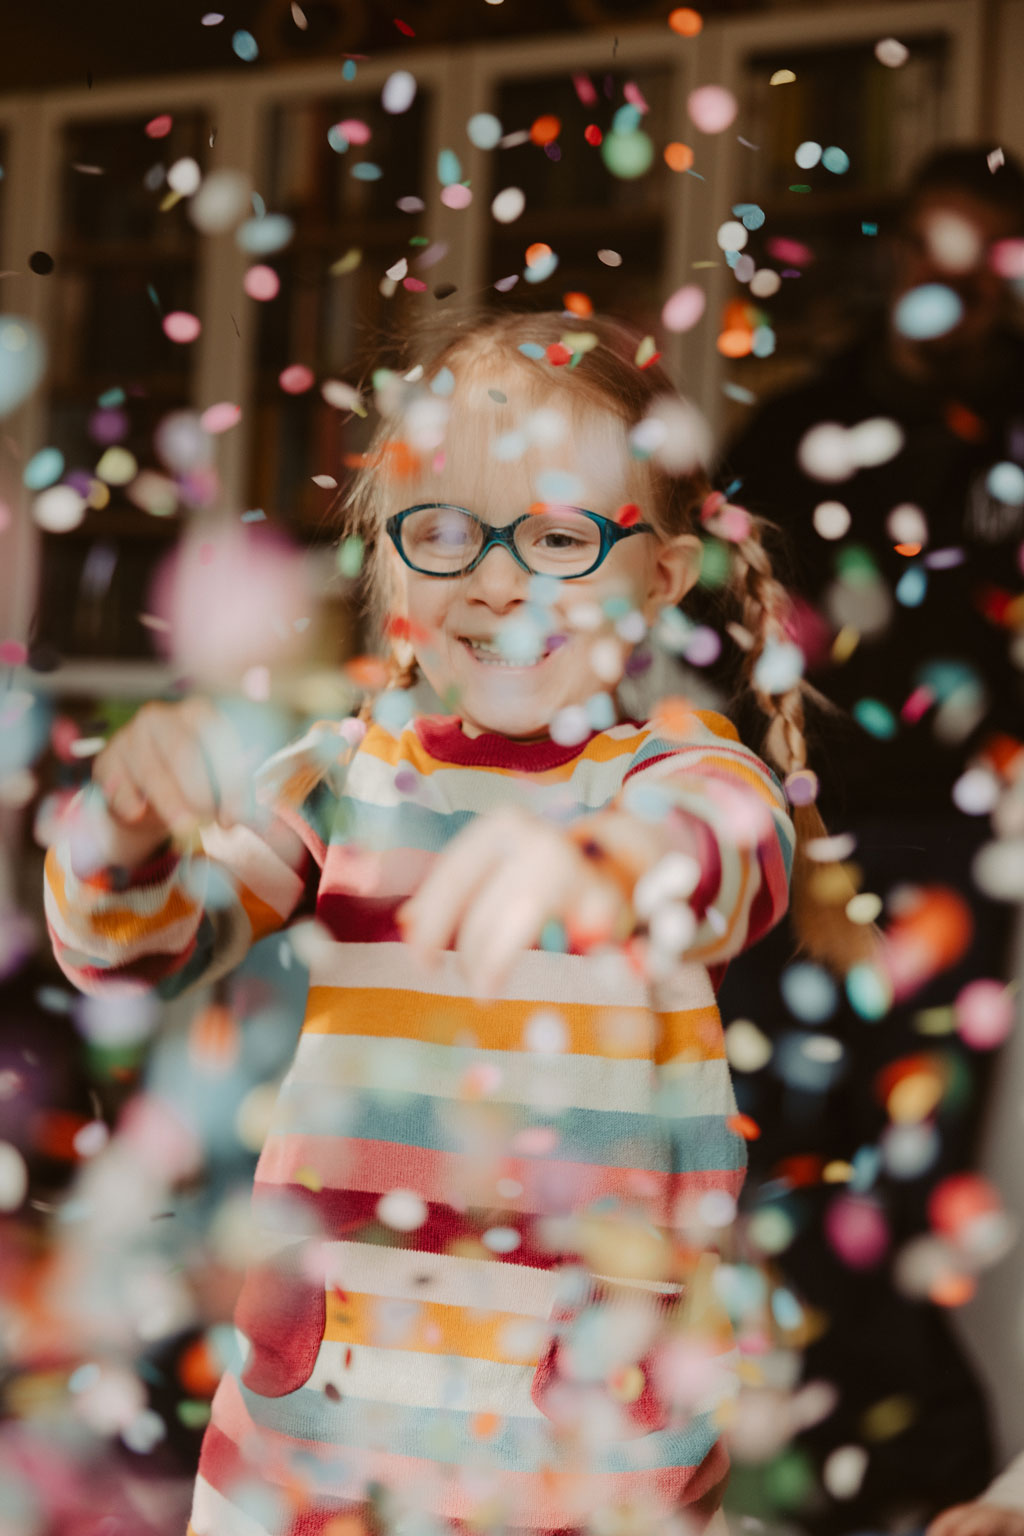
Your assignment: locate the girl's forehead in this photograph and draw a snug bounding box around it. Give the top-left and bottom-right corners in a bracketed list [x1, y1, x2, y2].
[396, 374, 637, 514]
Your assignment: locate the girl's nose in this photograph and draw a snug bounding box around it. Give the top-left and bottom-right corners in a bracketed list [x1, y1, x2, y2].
[465, 542, 529, 609]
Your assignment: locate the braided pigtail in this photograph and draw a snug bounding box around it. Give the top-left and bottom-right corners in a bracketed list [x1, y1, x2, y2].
[726, 511, 879, 974]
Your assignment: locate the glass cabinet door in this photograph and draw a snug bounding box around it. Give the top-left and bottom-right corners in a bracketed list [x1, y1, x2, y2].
[37, 111, 207, 661]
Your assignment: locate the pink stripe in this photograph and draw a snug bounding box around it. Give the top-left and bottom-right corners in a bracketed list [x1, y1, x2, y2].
[201, 1372, 726, 1530]
[255, 1135, 744, 1222]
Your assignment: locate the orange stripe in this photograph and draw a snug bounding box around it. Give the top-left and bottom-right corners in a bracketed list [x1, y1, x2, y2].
[46, 846, 197, 946]
[302, 986, 724, 1063]
[237, 882, 287, 943]
[324, 1289, 546, 1365]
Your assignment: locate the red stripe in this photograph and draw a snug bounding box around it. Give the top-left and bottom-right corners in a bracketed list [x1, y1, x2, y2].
[414, 716, 611, 772]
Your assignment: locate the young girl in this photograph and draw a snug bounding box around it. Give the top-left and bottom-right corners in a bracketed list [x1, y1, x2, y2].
[45, 310, 854, 1536]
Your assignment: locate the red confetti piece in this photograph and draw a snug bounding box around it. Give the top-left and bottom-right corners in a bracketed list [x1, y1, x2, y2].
[573, 73, 598, 106]
[145, 114, 173, 139]
[403, 276, 428, 292]
[615, 503, 642, 527]
[546, 343, 572, 366]
[394, 17, 415, 35]
[637, 350, 662, 370]
[584, 124, 603, 147]
[728, 1113, 761, 1141]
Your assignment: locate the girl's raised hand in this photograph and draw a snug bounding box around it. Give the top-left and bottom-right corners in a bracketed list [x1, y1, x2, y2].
[90, 698, 253, 869]
[928, 1508, 1024, 1536]
[395, 806, 641, 998]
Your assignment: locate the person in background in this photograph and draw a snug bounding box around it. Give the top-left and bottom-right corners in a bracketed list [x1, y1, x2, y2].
[707, 145, 1024, 1529]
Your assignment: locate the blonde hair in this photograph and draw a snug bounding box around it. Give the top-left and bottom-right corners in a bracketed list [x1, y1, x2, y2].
[337, 308, 875, 973]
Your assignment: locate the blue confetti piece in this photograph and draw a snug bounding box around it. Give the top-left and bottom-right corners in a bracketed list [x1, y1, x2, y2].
[342, 59, 357, 81]
[241, 509, 266, 522]
[862, 221, 878, 236]
[98, 387, 125, 407]
[437, 148, 462, 186]
[327, 125, 349, 153]
[822, 145, 850, 174]
[895, 564, 927, 607]
[612, 103, 642, 135]
[232, 29, 259, 62]
[147, 284, 161, 311]
[517, 342, 546, 359]
[351, 163, 383, 182]
[24, 446, 65, 490]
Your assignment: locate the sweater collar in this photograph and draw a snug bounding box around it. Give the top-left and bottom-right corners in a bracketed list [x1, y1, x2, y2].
[413, 714, 608, 771]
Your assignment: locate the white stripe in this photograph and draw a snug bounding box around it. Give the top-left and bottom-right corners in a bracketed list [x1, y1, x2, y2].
[319, 1241, 562, 1318]
[306, 939, 714, 1011]
[308, 1340, 546, 1419]
[287, 1031, 733, 1117]
[190, 1474, 278, 1536]
[200, 820, 305, 918]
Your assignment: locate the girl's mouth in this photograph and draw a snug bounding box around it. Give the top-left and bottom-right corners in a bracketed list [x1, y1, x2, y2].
[458, 634, 567, 669]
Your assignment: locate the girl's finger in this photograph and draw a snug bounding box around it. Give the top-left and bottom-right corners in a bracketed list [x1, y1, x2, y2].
[399, 819, 510, 958]
[455, 850, 568, 996]
[146, 710, 220, 826]
[124, 722, 201, 835]
[94, 755, 149, 823]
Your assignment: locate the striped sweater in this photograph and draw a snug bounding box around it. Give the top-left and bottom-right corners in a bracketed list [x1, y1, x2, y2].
[45, 708, 793, 1536]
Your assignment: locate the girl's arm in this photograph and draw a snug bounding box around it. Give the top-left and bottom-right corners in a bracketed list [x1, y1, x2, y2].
[44, 713, 350, 998]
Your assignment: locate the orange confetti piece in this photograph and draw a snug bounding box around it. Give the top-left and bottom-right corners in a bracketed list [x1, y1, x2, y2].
[774, 1153, 825, 1187]
[668, 7, 703, 36]
[717, 328, 753, 358]
[189, 1004, 240, 1073]
[894, 542, 922, 557]
[530, 115, 561, 147]
[615, 502, 642, 526]
[178, 1336, 221, 1398]
[345, 655, 390, 689]
[563, 291, 593, 317]
[944, 402, 986, 442]
[526, 242, 553, 269]
[664, 142, 694, 172]
[472, 1411, 501, 1438]
[651, 695, 697, 739]
[31, 1110, 91, 1161]
[930, 1272, 976, 1308]
[546, 342, 572, 366]
[728, 1113, 761, 1141]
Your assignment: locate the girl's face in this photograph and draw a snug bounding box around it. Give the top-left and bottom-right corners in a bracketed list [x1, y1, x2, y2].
[385, 371, 700, 740]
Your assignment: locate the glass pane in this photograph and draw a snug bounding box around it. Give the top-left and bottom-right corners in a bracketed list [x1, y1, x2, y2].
[38, 112, 207, 660]
[250, 91, 432, 536]
[485, 67, 677, 330]
[721, 35, 950, 425]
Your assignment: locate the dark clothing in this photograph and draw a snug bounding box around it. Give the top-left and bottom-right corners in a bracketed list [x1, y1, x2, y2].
[709, 321, 1024, 1532]
[722, 321, 1024, 824]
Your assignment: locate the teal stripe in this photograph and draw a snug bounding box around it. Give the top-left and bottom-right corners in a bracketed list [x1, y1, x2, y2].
[270, 1085, 744, 1174]
[331, 797, 475, 854]
[237, 1371, 718, 1475]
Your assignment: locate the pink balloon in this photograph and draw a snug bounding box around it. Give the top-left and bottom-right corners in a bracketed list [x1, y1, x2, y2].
[687, 85, 738, 135]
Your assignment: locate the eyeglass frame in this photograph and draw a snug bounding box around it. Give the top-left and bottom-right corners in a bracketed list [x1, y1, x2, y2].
[384, 502, 657, 580]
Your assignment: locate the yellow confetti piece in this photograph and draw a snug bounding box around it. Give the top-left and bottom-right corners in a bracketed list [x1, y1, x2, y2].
[822, 1160, 854, 1183]
[634, 334, 658, 367]
[913, 1006, 957, 1036]
[330, 248, 363, 275]
[861, 1394, 916, 1442]
[294, 1165, 323, 1193]
[832, 624, 860, 663]
[159, 188, 184, 212]
[770, 68, 796, 85]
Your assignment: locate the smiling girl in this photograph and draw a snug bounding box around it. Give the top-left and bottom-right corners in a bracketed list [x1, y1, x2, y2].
[45, 310, 855, 1536]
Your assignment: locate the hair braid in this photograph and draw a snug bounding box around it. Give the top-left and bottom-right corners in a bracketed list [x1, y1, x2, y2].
[730, 517, 880, 974]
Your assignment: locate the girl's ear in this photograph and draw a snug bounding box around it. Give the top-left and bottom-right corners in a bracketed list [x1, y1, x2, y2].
[643, 533, 702, 620]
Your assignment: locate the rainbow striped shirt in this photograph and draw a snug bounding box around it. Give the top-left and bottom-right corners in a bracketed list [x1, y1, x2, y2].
[45, 709, 793, 1536]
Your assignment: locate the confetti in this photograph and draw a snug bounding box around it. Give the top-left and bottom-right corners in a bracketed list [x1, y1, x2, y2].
[23, 446, 64, 490]
[668, 8, 703, 37]
[382, 70, 417, 114]
[0, 315, 46, 417]
[893, 283, 964, 339]
[467, 113, 502, 150]
[163, 311, 202, 343]
[795, 140, 822, 170]
[491, 187, 525, 223]
[602, 130, 654, 179]
[875, 37, 909, 67]
[32, 485, 85, 533]
[279, 363, 315, 394]
[232, 29, 259, 61]
[145, 113, 173, 138]
[770, 69, 797, 85]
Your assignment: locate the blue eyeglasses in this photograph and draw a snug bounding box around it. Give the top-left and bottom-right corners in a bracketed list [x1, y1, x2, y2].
[385, 503, 655, 580]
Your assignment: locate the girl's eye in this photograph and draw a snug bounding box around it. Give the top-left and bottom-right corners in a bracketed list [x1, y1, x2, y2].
[538, 530, 588, 549]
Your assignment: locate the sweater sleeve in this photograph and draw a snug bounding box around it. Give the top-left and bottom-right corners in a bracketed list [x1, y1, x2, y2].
[620, 709, 794, 966]
[43, 718, 353, 999]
